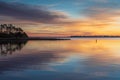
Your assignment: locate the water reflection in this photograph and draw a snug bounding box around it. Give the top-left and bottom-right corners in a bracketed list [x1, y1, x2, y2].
[0, 40, 27, 56]
[1, 39, 120, 80]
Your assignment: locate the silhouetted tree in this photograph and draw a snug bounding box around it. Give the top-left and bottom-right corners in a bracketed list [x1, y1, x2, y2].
[0, 24, 28, 39]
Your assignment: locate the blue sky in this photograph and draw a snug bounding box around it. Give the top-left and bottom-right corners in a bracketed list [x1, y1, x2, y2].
[2, 0, 120, 15]
[1, 0, 87, 18]
[1, 0, 120, 36]
[2, 0, 120, 19]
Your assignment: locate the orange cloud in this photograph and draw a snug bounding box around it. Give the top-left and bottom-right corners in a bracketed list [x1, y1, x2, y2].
[1, 1, 120, 37]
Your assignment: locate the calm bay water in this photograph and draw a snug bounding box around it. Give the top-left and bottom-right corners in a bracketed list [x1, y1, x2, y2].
[0, 38, 120, 80]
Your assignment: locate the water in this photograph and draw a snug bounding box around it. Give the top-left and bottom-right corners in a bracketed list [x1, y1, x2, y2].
[0, 38, 120, 80]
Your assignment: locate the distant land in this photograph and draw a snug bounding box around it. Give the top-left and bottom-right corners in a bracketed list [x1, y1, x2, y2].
[27, 37, 70, 40]
[27, 35, 120, 40]
[71, 36, 120, 38]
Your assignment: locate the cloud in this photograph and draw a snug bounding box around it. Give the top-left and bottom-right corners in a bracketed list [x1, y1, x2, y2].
[1, 0, 120, 36]
[0, 1, 68, 24]
[74, 0, 120, 27]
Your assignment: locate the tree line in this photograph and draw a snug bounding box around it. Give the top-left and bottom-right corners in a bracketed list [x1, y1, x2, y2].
[0, 24, 28, 39]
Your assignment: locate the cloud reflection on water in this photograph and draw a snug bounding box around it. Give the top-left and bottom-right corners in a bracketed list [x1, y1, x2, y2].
[1, 39, 120, 80]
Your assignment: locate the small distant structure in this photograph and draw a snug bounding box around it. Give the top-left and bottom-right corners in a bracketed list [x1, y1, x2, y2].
[0, 24, 28, 39]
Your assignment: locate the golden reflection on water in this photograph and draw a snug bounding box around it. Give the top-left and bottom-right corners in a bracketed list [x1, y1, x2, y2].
[1, 39, 120, 68]
[23, 39, 120, 65]
[1, 39, 120, 79]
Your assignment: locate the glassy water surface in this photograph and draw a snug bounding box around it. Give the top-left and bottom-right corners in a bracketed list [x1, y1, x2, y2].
[1, 39, 120, 80]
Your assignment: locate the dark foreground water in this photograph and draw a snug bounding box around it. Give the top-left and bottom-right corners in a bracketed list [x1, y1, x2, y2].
[1, 38, 120, 80]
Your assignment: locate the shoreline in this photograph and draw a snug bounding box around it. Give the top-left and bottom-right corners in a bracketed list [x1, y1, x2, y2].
[1, 37, 120, 40]
[0, 38, 70, 40]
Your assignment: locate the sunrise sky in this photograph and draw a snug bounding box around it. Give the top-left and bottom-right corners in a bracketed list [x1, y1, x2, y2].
[0, 0, 120, 37]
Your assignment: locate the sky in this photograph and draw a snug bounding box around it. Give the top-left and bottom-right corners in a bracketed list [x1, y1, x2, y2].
[0, 0, 120, 37]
